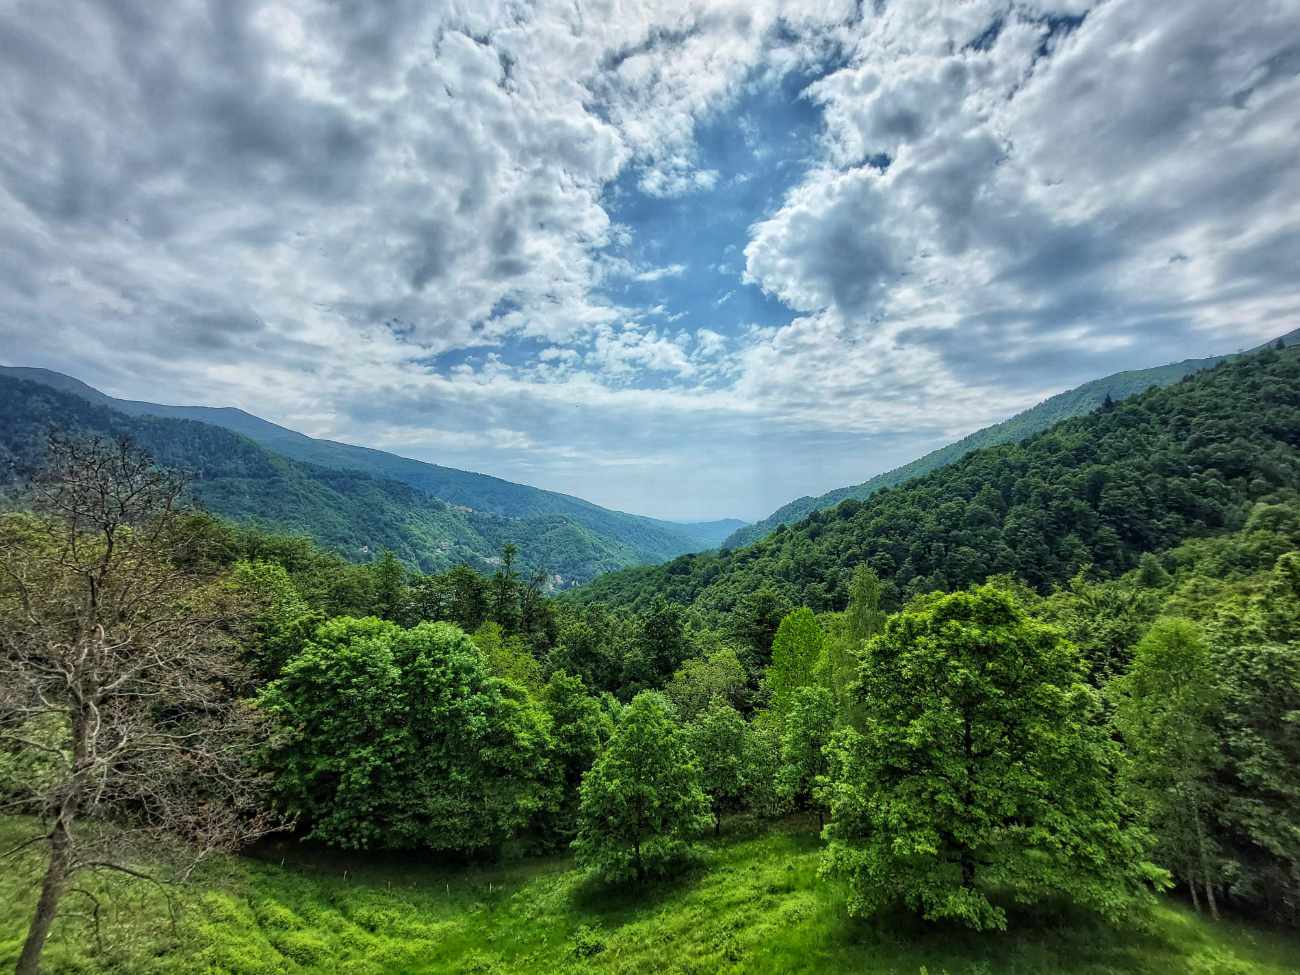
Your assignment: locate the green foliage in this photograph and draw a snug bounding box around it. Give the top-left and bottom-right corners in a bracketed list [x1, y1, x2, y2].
[1114, 619, 1224, 909]
[573, 692, 711, 882]
[258, 618, 554, 853]
[723, 341, 1257, 550]
[776, 687, 836, 827]
[765, 608, 825, 720]
[665, 644, 748, 721]
[823, 584, 1165, 930]
[225, 559, 321, 678]
[685, 703, 750, 834]
[539, 671, 613, 838]
[620, 597, 692, 697]
[575, 348, 1300, 621]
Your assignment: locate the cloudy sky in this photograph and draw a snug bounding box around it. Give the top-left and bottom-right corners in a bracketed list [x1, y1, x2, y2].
[2, 1, 1299, 521]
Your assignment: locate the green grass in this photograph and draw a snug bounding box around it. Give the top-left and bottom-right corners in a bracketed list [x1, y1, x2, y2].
[2, 818, 1297, 974]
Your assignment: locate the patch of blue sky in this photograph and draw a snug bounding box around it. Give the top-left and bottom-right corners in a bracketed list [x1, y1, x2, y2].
[599, 65, 832, 340]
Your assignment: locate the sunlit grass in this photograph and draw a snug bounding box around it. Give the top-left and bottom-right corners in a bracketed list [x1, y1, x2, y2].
[2, 817, 1296, 974]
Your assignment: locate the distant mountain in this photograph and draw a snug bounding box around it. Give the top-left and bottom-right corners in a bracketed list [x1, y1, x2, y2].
[0, 370, 745, 584]
[722, 328, 1300, 550]
[573, 342, 1300, 620]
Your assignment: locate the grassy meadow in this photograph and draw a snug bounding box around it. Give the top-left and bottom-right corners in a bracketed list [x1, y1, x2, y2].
[2, 817, 1297, 975]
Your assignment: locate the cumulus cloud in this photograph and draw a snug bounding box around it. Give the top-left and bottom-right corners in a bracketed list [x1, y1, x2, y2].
[1, 0, 1298, 520]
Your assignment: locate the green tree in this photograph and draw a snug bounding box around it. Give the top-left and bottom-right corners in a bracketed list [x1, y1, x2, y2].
[371, 549, 407, 622]
[823, 584, 1164, 930]
[820, 566, 887, 720]
[777, 686, 835, 828]
[1215, 638, 1300, 924]
[225, 558, 321, 679]
[573, 692, 710, 882]
[1114, 618, 1224, 917]
[685, 703, 749, 835]
[765, 608, 825, 720]
[621, 597, 692, 696]
[491, 543, 521, 631]
[665, 644, 748, 721]
[259, 618, 553, 853]
[540, 671, 613, 839]
[730, 585, 792, 663]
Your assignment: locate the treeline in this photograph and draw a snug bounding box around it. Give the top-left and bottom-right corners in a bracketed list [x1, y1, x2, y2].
[574, 345, 1300, 621]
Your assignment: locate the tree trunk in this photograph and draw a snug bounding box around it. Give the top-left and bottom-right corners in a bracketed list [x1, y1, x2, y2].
[714, 810, 721, 837]
[1188, 866, 1202, 913]
[15, 817, 71, 975]
[1193, 804, 1219, 921]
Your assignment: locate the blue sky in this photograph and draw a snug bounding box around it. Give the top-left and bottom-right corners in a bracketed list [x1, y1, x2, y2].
[2, 1, 1299, 521]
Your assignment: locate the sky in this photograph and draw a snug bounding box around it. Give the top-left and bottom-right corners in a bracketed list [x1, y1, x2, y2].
[1, 1, 1299, 522]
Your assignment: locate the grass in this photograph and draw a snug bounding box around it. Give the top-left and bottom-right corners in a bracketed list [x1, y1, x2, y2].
[2, 817, 1297, 974]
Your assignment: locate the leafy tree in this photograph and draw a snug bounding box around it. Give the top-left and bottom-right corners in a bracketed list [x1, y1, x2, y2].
[730, 585, 792, 663]
[777, 687, 835, 828]
[765, 608, 825, 720]
[491, 543, 522, 631]
[685, 703, 749, 835]
[225, 558, 322, 679]
[741, 715, 787, 819]
[573, 692, 710, 882]
[820, 565, 888, 719]
[472, 620, 542, 691]
[665, 644, 748, 721]
[1215, 638, 1300, 924]
[621, 597, 692, 696]
[539, 671, 613, 839]
[446, 564, 490, 631]
[823, 584, 1164, 930]
[371, 548, 407, 622]
[259, 618, 553, 853]
[1114, 619, 1224, 917]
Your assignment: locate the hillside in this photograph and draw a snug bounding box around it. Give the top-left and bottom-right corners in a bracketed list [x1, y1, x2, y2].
[0, 366, 743, 558]
[0, 375, 709, 584]
[722, 330, 1300, 549]
[573, 345, 1300, 619]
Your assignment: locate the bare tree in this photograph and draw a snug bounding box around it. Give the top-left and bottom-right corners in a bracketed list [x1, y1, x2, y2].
[0, 436, 284, 975]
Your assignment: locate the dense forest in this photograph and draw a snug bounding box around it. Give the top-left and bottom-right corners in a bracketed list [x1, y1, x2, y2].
[579, 346, 1300, 621]
[0, 374, 736, 587]
[3, 346, 1299, 973]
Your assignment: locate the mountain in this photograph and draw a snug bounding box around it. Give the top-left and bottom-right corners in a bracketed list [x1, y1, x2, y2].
[0, 365, 744, 558]
[0, 372, 742, 584]
[722, 329, 1300, 550]
[571, 343, 1300, 620]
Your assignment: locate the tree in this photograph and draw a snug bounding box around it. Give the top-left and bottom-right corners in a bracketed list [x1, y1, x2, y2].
[1114, 619, 1224, 917]
[621, 597, 692, 696]
[730, 586, 792, 663]
[491, 543, 521, 631]
[370, 549, 407, 622]
[259, 618, 553, 853]
[665, 645, 747, 721]
[777, 687, 835, 828]
[765, 608, 824, 719]
[573, 692, 710, 882]
[823, 584, 1164, 930]
[539, 671, 613, 838]
[685, 703, 749, 835]
[0, 437, 282, 975]
[223, 559, 320, 679]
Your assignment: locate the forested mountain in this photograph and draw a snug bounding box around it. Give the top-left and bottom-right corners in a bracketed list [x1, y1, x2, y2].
[575, 344, 1300, 620]
[0, 367, 743, 573]
[723, 329, 1300, 550]
[0, 374, 732, 584]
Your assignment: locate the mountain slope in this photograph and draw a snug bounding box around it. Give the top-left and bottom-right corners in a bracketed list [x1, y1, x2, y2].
[572, 345, 1300, 620]
[0, 376, 698, 584]
[0, 366, 745, 566]
[723, 330, 1300, 549]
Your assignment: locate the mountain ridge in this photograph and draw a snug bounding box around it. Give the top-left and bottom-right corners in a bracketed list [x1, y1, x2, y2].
[0, 366, 745, 559]
[722, 328, 1300, 549]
